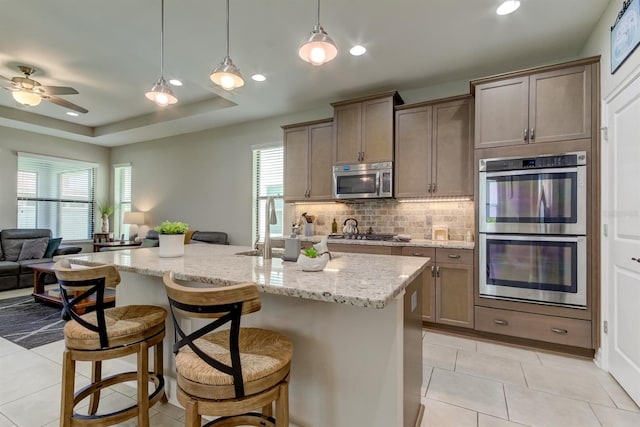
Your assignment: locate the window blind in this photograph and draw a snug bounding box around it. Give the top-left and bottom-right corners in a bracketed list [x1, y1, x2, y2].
[17, 152, 97, 240]
[113, 164, 132, 239]
[253, 146, 284, 242]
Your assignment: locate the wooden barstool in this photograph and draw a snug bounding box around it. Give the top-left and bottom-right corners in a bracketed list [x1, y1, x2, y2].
[54, 259, 167, 427]
[162, 271, 293, 427]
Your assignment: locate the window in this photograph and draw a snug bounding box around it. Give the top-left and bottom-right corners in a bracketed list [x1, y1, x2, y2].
[113, 164, 132, 239]
[252, 146, 283, 243]
[17, 152, 97, 240]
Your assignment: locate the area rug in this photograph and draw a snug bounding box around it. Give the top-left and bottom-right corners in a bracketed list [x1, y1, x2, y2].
[0, 295, 64, 349]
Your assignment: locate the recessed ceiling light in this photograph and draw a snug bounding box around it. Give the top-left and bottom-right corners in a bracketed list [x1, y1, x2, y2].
[168, 79, 183, 86]
[349, 45, 366, 56]
[252, 74, 266, 82]
[496, 0, 520, 15]
[66, 112, 79, 117]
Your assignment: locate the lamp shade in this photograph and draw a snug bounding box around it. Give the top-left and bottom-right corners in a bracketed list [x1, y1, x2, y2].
[145, 78, 178, 106]
[210, 57, 244, 90]
[123, 211, 146, 225]
[298, 24, 337, 66]
[12, 91, 42, 107]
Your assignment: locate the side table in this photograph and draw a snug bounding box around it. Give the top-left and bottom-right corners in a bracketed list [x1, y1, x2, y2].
[93, 240, 142, 252]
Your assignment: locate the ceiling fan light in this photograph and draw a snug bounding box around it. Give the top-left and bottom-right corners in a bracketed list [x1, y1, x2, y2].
[210, 56, 244, 90]
[298, 24, 338, 66]
[12, 91, 42, 107]
[145, 78, 178, 106]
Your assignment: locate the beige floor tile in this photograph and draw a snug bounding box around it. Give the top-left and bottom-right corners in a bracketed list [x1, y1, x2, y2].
[505, 384, 601, 427]
[0, 350, 63, 405]
[420, 398, 477, 427]
[427, 368, 507, 419]
[536, 351, 601, 374]
[0, 413, 15, 427]
[76, 390, 159, 418]
[0, 338, 22, 359]
[423, 342, 458, 371]
[521, 362, 615, 406]
[30, 339, 66, 364]
[153, 401, 185, 422]
[476, 341, 541, 365]
[478, 413, 528, 427]
[456, 350, 527, 386]
[423, 331, 477, 351]
[592, 371, 640, 412]
[422, 365, 434, 396]
[590, 403, 640, 427]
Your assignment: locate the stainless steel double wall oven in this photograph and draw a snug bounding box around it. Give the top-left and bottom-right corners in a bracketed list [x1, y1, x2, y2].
[478, 152, 587, 308]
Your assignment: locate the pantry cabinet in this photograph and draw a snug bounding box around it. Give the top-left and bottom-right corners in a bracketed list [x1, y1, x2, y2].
[473, 63, 592, 149]
[332, 91, 403, 165]
[395, 96, 473, 197]
[402, 247, 474, 328]
[283, 119, 333, 202]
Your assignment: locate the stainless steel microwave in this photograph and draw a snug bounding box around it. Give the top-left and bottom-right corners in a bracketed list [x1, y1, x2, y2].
[332, 162, 393, 199]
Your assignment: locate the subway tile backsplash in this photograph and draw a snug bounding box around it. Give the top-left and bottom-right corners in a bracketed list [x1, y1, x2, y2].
[285, 200, 474, 241]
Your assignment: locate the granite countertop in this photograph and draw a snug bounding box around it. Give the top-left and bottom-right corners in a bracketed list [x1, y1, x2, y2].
[274, 235, 475, 250]
[64, 244, 429, 309]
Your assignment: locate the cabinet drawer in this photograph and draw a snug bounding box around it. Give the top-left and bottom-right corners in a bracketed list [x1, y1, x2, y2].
[401, 247, 435, 258]
[436, 248, 472, 265]
[475, 306, 592, 348]
[328, 243, 395, 255]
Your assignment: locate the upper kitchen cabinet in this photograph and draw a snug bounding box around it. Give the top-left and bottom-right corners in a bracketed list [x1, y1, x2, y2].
[395, 96, 473, 198]
[283, 119, 333, 202]
[331, 91, 404, 165]
[472, 59, 596, 149]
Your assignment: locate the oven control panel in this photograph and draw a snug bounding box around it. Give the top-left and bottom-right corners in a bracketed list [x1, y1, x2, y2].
[480, 151, 586, 172]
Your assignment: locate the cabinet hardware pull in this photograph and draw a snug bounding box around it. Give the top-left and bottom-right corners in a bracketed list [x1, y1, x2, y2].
[436, 266, 440, 278]
[530, 127, 535, 140]
[448, 254, 461, 259]
[432, 183, 436, 193]
[551, 328, 568, 335]
[632, 257, 640, 263]
[430, 265, 435, 277]
[523, 128, 528, 141]
[412, 252, 424, 257]
[494, 319, 508, 326]
[427, 183, 432, 193]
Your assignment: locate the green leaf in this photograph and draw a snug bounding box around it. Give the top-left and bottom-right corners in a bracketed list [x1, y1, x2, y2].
[154, 221, 189, 234]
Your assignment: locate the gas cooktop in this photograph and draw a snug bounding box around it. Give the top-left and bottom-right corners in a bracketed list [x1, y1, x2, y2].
[328, 233, 397, 241]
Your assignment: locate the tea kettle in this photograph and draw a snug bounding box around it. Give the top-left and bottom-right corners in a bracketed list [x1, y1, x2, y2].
[343, 218, 359, 235]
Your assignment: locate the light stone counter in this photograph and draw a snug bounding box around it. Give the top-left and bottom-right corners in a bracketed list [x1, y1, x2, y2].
[66, 243, 429, 308]
[276, 235, 475, 250]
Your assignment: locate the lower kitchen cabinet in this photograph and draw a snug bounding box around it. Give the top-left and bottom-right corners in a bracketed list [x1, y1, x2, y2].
[475, 306, 592, 348]
[327, 243, 402, 255]
[402, 247, 474, 328]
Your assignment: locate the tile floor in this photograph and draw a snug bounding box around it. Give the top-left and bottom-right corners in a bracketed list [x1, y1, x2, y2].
[1, 288, 638, 426]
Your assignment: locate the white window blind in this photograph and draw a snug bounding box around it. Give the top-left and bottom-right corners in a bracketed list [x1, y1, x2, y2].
[17, 153, 97, 240]
[113, 164, 132, 239]
[252, 146, 283, 242]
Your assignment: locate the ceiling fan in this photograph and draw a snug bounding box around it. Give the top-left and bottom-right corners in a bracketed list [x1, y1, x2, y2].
[0, 65, 88, 114]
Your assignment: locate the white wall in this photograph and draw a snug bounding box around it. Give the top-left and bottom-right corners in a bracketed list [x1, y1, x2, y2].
[0, 126, 110, 232]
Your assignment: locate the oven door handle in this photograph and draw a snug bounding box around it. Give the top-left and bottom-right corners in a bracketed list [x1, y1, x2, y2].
[483, 166, 581, 178]
[375, 171, 381, 196]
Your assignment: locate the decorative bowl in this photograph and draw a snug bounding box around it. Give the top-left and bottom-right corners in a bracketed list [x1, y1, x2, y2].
[297, 253, 330, 272]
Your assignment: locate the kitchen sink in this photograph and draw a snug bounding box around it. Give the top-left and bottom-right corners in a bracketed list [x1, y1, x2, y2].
[234, 249, 284, 258]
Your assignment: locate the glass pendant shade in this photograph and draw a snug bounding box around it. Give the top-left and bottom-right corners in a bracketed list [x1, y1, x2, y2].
[12, 91, 42, 107]
[298, 24, 338, 66]
[210, 56, 244, 90]
[145, 77, 178, 106]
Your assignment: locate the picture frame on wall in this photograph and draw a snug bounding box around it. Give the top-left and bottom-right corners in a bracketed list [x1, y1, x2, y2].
[611, 0, 640, 74]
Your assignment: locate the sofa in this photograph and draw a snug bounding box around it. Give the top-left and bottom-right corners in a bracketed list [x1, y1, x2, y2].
[0, 229, 82, 291]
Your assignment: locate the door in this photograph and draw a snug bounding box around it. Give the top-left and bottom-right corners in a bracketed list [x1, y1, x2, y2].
[395, 106, 432, 197]
[308, 122, 333, 200]
[606, 73, 640, 405]
[334, 103, 361, 164]
[361, 97, 394, 163]
[283, 127, 309, 201]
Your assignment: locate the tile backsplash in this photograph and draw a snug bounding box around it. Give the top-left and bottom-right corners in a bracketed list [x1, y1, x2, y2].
[285, 199, 474, 241]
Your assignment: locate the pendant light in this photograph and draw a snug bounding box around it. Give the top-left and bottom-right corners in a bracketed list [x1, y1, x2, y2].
[145, 0, 177, 106]
[210, 0, 244, 91]
[298, 0, 337, 66]
[12, 91, 42, 107]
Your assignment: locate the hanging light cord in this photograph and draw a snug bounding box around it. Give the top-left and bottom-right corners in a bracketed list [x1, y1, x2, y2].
[160, 0, 165, 78]
[316, 0, 320, 25]
[225, 0, 230, 58]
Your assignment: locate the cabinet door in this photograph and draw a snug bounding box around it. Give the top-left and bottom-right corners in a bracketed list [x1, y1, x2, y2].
[362, 97, 394, 163]
[529, 65, 592, 144]
[284, 127, 309, 202]
[436, 262, 474, 328]
[308, 122, 334, 200]
[432, 99, 472, 196]
[334, 103, 362, 164]
[474, 76, 529, 149]
[402, 247, 436, 322]
[395, 106, 432, 197]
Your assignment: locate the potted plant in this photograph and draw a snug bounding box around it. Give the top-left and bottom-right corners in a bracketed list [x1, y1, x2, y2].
[296, 246, 330, 272]
[97, 202, 115, 233]
[154, 221, 189, 258]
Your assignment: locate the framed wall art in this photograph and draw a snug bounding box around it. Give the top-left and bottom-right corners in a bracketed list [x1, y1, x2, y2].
[612, 0, 640, 74]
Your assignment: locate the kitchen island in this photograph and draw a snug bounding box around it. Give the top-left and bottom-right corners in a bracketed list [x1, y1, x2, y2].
[66, 243, 429, 427]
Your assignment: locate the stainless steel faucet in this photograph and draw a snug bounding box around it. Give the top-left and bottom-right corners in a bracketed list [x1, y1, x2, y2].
[263, 197, 278, 259]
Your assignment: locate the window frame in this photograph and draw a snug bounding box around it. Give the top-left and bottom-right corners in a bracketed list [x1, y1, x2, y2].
[252, 144, 284, 244]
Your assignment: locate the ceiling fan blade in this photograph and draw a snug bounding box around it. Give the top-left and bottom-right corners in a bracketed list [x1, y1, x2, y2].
[39, 85, 79, 95]
[0, 74, 13, 83]
[43, 95, 88, 114]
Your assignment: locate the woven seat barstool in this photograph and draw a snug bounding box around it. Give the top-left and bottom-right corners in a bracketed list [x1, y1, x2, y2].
[54, 259, 167, 427]
[162, 271, 293, 427]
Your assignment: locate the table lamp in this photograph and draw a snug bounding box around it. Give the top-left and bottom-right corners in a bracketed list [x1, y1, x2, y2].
[123, 211, 146, 242]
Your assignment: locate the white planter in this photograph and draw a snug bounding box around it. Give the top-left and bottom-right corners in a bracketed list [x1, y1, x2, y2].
[158, 234, 185, 258]
[297, 253, 330, 272]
